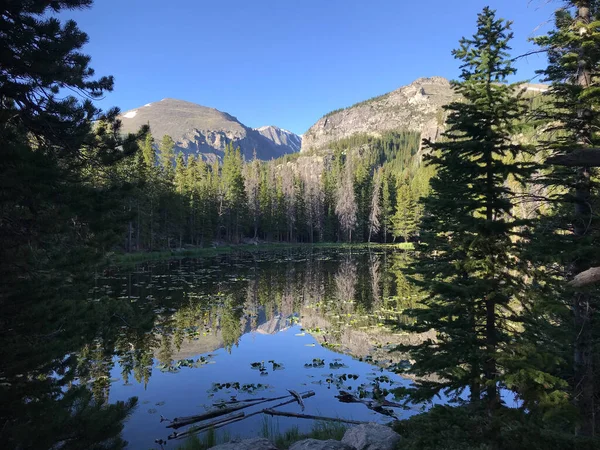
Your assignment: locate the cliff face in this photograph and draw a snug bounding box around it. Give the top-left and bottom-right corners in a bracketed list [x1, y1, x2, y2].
[301, 77, 455, 152]
[255, 125, 302, 153]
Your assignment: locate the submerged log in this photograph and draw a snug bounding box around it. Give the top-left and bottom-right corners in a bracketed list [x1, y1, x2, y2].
[167, 401, 261, 429]
[263, 409, 368, 425]
[168, 412, 245, 440]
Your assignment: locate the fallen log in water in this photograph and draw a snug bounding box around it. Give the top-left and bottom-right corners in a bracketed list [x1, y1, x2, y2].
[263, 409, 368, 425]
[168, 392, 301, 429]
[169, 391, 316, 440]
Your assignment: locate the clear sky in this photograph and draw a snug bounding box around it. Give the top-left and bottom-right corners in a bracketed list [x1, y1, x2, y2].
[61, 0, 556, 135]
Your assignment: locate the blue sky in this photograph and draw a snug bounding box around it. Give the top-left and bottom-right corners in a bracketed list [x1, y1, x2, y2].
[62, 0, 556, 135]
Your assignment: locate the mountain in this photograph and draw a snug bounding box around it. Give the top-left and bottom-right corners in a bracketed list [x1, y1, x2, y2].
[255, 125, 302, 153]
[117, 98, 301, 161]
[301, 77, 455, 152]
[301, 77, 551, 153]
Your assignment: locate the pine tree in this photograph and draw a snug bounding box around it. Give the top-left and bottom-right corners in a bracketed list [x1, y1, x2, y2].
[532, 0, 600, 435]
[221, 143, 247, 242]
[158, 134, 176, 175]
[141, 133, 156, 168]
[398, 7, 535, 411]
[392, 181, 418, 242]
[244, 152, 261, 239]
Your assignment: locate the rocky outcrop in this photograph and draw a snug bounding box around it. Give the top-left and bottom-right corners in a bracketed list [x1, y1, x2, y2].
[288, 439, 354, 450]
[207, 423, 402, 450]
[118, 99, 301, 161]
[209, 437, 278, 450]
[341, 423, 402, 450]
[301, 77, 455, 152]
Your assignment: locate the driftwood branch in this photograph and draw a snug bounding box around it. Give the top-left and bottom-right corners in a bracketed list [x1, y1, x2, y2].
[546, 149, 600, 167]
[263, 409, 368, 425]
[570, 267, 600, 288]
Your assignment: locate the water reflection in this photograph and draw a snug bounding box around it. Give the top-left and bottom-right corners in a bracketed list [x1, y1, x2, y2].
[4, 248, 428, 449]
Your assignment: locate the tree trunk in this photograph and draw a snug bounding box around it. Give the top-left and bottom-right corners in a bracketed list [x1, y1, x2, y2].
[573, 1, 595, 436]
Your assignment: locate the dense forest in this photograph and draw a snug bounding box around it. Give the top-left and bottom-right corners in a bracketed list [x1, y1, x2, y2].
[1, 1, 600, 450]
[110, 130, 427, 249]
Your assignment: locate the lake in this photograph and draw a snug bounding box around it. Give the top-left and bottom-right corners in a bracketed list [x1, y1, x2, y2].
[84, 247, 431, 448]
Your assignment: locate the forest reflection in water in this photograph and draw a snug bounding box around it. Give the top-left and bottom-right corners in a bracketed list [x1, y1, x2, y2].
[4, 247, 431, 449]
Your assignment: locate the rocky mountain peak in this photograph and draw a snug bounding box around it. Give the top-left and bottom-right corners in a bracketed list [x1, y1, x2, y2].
[255, 125, 302, 153]
[301, 76, 456, 152]
[118, 99, 301, 161]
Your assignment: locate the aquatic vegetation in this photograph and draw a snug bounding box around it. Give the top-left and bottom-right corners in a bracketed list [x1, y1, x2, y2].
[304, 358, 325, 368]
[210, 382, 272, 395]
[329, 361, 348, 370]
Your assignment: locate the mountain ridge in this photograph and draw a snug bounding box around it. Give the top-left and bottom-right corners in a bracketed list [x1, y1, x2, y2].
[118, 98, 301, 161]
[301, 77, 549, 152]
[301, 77, 455, 152]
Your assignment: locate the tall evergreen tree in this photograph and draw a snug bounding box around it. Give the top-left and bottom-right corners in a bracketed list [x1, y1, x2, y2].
[221, 143, 247, 242]
[158, 134, 176, 175]
[392, 181, 418, 242]
[141, 133, 156, 168]
[398, 7, 535, 411]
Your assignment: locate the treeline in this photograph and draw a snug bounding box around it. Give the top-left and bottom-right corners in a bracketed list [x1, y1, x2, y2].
[113, 130, 431, 251]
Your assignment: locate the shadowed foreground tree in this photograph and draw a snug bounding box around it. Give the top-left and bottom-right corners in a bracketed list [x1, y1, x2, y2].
[0, 1, 145, 448]
[532, 0, 600, 436]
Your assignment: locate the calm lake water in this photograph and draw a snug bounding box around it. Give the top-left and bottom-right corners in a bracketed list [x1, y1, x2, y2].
[87, 248, 432, 448]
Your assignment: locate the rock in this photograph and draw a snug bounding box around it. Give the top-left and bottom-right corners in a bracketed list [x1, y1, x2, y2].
[289, 438, 354, 450]
[341, 423, 401, 450]
[208, 437, 278, 450]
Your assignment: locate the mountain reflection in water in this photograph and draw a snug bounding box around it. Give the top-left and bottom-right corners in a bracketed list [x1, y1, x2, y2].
[6, 248, 435, 449]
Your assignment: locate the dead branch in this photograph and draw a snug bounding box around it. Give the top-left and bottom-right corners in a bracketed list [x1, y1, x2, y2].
[569, 267, 600, 288]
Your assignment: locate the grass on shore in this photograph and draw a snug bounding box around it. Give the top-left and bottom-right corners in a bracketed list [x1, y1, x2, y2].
[176, 418, 348, 450]
[262, 417, 348, 449]
[109, 242, 414, 266]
